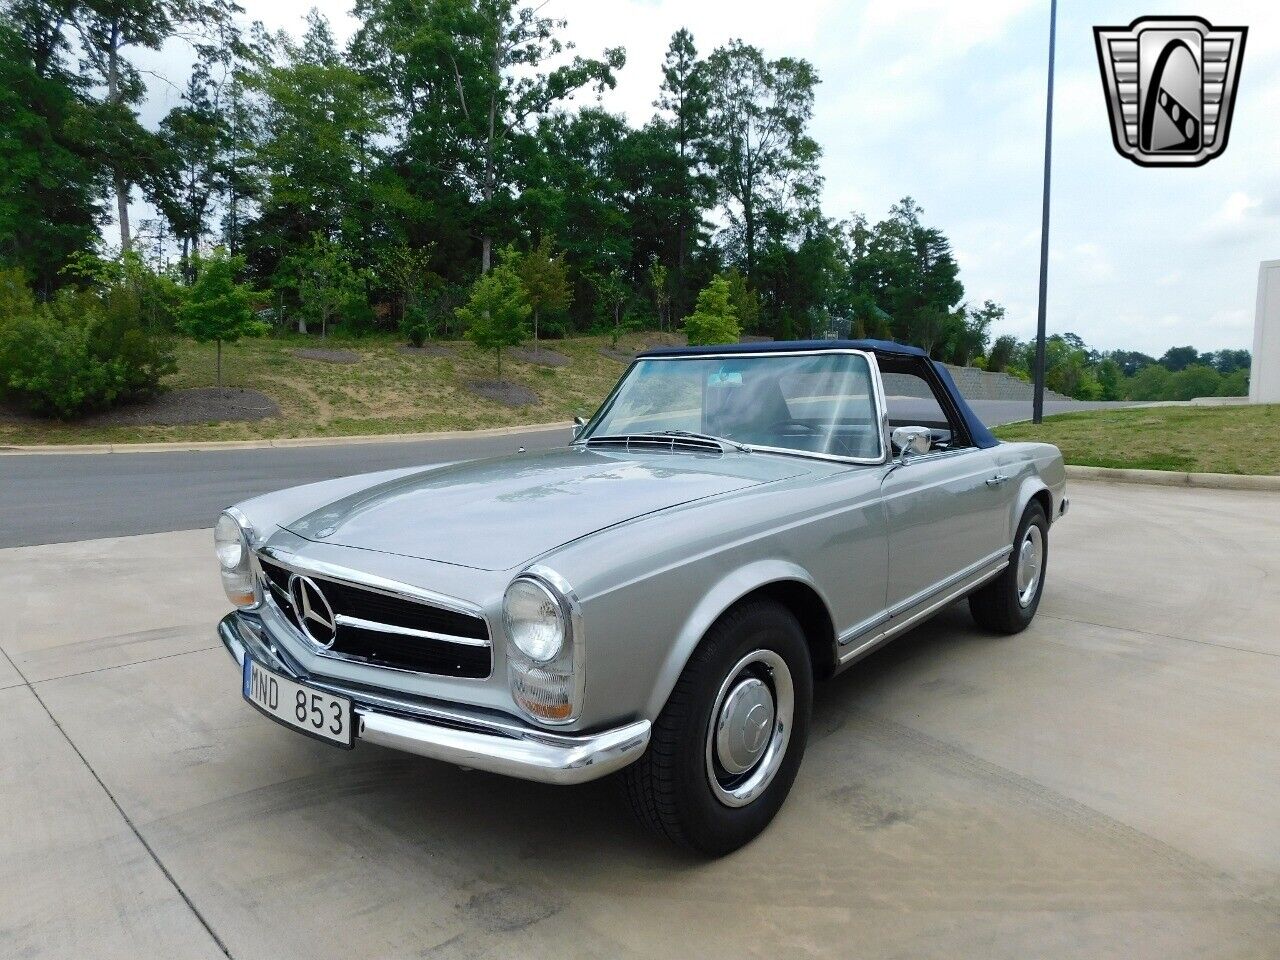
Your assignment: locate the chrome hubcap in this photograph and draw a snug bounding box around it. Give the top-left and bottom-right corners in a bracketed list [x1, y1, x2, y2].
[706, 650, 794, 808]
[1016, 524, 1044, 607]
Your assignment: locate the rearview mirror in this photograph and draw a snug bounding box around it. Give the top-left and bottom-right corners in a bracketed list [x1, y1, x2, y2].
[891, 426, 932, 459]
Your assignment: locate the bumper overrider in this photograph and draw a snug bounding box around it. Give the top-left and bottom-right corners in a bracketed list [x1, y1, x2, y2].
[219, 611, 650, 784]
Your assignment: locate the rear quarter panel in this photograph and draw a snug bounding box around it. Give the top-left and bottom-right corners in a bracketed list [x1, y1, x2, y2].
[995, 441, 1067, 540]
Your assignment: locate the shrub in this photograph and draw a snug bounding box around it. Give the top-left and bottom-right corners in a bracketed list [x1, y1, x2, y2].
[1167, 364, 1221, 401]
[0, 268, 175, 418]
[400, 303, 432, 347]
[685, 276, 740, 346]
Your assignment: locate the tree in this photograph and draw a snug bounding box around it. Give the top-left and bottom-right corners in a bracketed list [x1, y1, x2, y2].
[293, 234, 367, 337]
[73, 0, 240, 252]
[1168, 364, 1220, 400]
[654, 28, 710, 318]
[456, 259, 529, 378]
[1126, 363, 1173, 400]
[685, 275, 739, 346]
[350, 0, 623, 273]
[150, 62, 228, 273]
[516, 236, 571, 346]
[986, 334, 1018, 373]
[950, 300, 1001, 366]
[701, 40, 821, 277]
[179, 247, 264, 387]
[719, 267, 759, 333]
[1159, 345, 1199, 372]
[248, 13, 389, 286]
[589, 267, 629, 348]
[648, 261, 670, 331]
[0, 21, 104, 294]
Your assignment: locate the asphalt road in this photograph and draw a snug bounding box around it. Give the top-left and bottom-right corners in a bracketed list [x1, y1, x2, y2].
[2, 481, 1276, 959]
[0, 399, 1123, 548]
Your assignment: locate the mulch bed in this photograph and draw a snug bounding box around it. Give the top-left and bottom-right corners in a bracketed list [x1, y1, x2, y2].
[599, 348, 637, 364]
[508, 347, 570, 368]
[291, 347, 361, 364]
[397, 343, 456, 358]
[466, 379, 538, 407]
[0, 388, 281, 428]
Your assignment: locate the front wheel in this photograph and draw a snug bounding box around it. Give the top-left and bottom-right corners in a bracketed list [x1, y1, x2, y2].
[623, 599, 813, 856]
[969, 500, 1049, 633]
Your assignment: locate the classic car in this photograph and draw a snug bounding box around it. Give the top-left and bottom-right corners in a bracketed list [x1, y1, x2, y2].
[215, 339, 1067, 854]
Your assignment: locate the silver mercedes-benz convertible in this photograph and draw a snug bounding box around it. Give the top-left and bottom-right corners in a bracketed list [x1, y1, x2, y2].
[215, 340, 1067, 854]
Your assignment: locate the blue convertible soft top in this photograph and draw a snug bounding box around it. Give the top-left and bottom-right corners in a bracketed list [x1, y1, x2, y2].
[637, 339, 999, 449]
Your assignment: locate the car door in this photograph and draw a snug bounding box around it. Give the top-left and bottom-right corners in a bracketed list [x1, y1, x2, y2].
[879, 446, 1011, 613]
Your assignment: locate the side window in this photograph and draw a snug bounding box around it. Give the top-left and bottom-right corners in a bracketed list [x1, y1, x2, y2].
[880, 366, 968, 450]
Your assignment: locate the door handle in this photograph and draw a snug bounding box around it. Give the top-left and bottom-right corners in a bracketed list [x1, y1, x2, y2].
[985, 474, 1009, 487]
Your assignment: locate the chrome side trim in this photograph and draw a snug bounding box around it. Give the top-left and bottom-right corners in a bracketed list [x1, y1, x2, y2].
[835, 545, 1012, 669]
[220, 612, 648, 785]
[334, 614, 490, 648]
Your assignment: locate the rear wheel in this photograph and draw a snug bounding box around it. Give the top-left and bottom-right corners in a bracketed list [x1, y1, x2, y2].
[969, 501, 1048, 633]
[623, 599, 813, 856]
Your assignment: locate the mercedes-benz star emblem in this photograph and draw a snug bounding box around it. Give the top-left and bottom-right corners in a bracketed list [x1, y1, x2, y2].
[288, 574, 338, 649]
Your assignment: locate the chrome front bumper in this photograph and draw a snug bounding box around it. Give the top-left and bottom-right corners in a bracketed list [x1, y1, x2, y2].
[218, 612, 650, 785]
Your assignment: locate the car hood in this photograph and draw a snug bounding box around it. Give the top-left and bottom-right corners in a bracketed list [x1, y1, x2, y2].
[283, 447, 809, 571]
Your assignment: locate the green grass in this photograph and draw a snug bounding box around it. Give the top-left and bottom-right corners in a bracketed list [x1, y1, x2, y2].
[994, 403, 1280, 475]
[0, 332, 664, 446]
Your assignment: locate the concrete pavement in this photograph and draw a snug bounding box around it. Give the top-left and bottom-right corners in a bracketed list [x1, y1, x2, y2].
[1, 480, 1277, 958]
[0, 399, 1129, 548]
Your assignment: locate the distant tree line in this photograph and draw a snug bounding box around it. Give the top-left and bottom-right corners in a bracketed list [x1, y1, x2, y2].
[0, 0, 1250, 414]
[983, 333, 1251, 402]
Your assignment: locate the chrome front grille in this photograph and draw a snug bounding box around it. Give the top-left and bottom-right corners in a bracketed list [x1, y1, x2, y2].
[258, 557, 492, 678]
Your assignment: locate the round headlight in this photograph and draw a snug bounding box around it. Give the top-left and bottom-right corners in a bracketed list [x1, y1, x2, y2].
[215, 513, 244, 570]
[503, 578, 565, 662]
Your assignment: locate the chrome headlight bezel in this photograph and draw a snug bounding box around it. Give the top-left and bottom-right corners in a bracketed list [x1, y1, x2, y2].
[215, 508, 260, 609]
[502, 567, 583, 726]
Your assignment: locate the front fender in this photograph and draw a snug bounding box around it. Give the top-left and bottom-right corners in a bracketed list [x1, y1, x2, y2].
[642, 558, 833, 720]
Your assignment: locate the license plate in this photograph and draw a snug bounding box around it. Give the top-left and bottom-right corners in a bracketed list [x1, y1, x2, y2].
[242, 657, 354, 748]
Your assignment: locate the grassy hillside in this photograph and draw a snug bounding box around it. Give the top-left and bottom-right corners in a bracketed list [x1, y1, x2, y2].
[994, 404, 1280, 475]
[0, 332, 659, 446]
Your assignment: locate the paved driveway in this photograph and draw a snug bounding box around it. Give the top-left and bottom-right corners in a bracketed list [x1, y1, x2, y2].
[2, 480, 1277, 959]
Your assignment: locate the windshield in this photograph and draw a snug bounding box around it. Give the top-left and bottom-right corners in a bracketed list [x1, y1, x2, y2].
[582, 352, 883, 460]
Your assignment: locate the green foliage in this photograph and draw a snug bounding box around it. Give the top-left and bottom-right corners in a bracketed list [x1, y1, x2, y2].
[290, 234, 370, 338]
[1167, 364, 1221, 401]
[985, 335, 1017, 373]
[179, 248, 265, 386]
[0, 267, 175, 417]
[516, 238, 572, 344]
[456, 261, 530, 378]
[1216, 368, 1249, 397]
[685, 276, 740, 346]
[1126, 364, 1173, 401]
[701, 40, 821, 275]
[719, 268, 759, 333]
[587, 268, 630, 348]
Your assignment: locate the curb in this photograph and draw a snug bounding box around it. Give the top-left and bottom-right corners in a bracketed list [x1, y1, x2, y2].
[1065, 464, 1280, 492]
[0, 420, 574, 456]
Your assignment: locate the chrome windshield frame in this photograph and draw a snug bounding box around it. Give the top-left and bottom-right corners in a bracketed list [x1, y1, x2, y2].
[572, 348, 890, 467]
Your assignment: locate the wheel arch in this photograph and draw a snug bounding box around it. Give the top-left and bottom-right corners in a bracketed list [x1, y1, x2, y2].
[643, 560, 837, 721]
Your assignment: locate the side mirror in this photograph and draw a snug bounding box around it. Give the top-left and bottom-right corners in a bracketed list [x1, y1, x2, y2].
[572, 415, 587, 439]
[891, 426, 932, 459]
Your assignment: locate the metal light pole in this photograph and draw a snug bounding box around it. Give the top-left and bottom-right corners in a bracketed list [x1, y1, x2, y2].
[1033, 0, 1057, 423]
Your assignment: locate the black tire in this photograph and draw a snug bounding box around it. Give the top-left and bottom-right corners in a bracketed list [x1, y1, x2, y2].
[623, 598, 813, 856]
[969, 500, 1049, 634]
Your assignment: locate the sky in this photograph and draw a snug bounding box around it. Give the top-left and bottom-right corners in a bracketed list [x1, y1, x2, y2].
[133, 0, 1280, 355]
